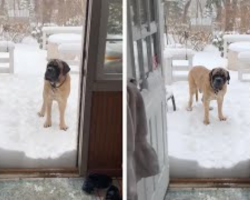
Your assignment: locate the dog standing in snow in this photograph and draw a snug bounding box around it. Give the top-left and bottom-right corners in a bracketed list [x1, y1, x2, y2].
[187, 66, 230, 125]
[38, 59, 71, 130]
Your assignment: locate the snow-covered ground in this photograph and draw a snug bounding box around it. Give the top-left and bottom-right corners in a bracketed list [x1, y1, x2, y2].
[167, 45, 250, 174]
[0, 38, 79, 168]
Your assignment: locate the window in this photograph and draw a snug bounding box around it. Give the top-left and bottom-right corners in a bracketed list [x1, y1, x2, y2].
[128, 0, 161, 89]
[0, 0, 86, 170]
[97, 0, 123, 80]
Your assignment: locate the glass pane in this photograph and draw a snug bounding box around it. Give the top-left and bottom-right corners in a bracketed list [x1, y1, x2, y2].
[0, 0, 87, 168]
[103, 0, 123, 76]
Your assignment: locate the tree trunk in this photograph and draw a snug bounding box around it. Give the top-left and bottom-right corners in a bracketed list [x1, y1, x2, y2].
[0, 0, 5, 11]
[240, 0, 250, 33]
[216, 3, 222, 22]
[182, 0, 192, 23]
[224, 0, 237, 31]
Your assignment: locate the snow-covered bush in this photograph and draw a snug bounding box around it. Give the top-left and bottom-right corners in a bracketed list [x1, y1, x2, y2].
[212, 32, 224, 55]
[65, 16, 82, 26]
[0, 22, 30, 43]
[31, 24, 43, 49]
[108, 0, 122, 34]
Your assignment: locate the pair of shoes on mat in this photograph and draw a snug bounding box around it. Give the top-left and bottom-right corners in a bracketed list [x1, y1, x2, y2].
[82, 173, 121, 199]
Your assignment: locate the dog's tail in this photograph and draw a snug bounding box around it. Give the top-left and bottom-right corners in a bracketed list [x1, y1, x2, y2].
[195, 89, 198, 102]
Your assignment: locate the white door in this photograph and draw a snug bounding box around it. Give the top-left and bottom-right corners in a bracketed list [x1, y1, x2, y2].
[127, 0, 169, 199]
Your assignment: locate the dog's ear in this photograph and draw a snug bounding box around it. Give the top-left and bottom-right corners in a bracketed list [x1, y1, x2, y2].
[46, 59, 53, 68]
[209, 69, 215, 83]
[62, 61, 71, 75]
[227, 70, 230, 84]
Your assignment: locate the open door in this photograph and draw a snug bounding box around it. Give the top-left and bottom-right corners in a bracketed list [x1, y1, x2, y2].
[127, 0, 169, 199]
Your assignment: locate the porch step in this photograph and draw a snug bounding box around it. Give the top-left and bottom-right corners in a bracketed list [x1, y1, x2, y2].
[173, 71, 188, 81]
[0, 57, 10, 63]
[172, 65, 189, 71]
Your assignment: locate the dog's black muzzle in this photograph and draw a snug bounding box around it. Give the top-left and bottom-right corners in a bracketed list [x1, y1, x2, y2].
[45, 67, 59, 82]
[212, 76, 225, 90]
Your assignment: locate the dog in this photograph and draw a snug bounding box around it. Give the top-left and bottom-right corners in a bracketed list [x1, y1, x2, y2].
[187, 66, 230, 125]
[38, 59, 71, 130]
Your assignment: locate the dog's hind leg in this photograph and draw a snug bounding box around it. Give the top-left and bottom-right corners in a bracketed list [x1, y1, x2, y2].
[201, 95, 213, 110]
[195, 89, 198, 102]
[187, 87, 196, 111]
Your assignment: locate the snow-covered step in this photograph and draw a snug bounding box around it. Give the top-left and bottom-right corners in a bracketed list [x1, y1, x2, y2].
[0, 53, 10, 63]
[172, 60, 189, 66]
[163, 48, 195, 84]
[0, 64, 10, 73]
[173, 71, 188, 81]
[0, 41, 15, 73]
[0, 58, 10, 63]
[172, 65, 189, 71]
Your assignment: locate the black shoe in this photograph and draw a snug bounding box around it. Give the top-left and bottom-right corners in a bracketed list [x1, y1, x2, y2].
[82, 173, 112, 194]
[105, 185, 121, 200]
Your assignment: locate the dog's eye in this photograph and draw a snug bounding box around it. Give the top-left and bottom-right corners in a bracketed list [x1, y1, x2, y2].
[47, 67, 55, 71]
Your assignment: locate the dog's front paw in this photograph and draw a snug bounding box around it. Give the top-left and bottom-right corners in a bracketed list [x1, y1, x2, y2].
[219, 116, 227, 121]
[60, 124, 68, 131]
[186, 107, 192, 111]
[38, 112, 45, 117]
[44, 121, 52, 128]
[203, 119, 210, 125]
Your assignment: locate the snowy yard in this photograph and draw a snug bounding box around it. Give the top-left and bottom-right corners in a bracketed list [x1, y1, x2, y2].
[0, 38, 79, 168]
[167, 46, 250, 177]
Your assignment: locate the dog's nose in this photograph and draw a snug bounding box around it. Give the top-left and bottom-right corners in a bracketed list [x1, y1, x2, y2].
[215, 77, 223, 83]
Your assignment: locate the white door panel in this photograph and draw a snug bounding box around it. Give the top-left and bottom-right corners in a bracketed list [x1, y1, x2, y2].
[128, 0, 169, 198]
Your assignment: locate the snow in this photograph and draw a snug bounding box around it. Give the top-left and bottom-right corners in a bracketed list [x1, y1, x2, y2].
[58, 43, 81, 53]
[105, 42, 123, 57]
[21, 36, 39, 45]
[0, 40, 79, 167]
[42, 26, 83, 34]
[107, 34, 123, 40]
[238, 51, 250, 62]
[223, 34, 250, 42]
[228, 42, 250, 52]
[0, 41, 15, 52]
[164, 48, 195, 58]
[48, 33, 82, 44]
[167, 45, 250, 170]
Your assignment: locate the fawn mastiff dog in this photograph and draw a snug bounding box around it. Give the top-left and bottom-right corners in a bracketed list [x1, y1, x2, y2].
[38, 59, 71, 130]
[187, 66, 230, 125]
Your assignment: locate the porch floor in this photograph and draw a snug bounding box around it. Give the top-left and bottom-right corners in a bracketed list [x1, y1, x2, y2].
[0, 178, 90, 200]
[165, 188, 250, 200]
